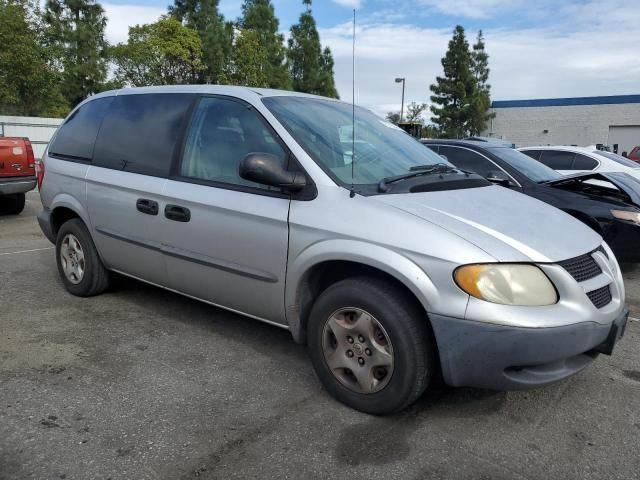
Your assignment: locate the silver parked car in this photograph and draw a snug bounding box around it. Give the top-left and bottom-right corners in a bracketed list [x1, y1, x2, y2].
[37, 86, 628, 414]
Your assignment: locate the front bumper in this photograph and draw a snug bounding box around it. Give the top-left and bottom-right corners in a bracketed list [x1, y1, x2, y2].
[0, 176, 36, 195]
[430, 307, 629, 390]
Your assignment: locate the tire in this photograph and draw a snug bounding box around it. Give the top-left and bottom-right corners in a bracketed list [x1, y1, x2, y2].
[0, 193, 25, 215]
[56, 218, 110, 297]
[307, 277, 436, 415]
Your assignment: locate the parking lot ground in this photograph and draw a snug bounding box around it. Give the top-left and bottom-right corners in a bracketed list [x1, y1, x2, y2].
[1, 192, 640, 480]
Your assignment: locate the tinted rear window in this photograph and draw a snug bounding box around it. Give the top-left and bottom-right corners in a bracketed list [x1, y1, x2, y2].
[49, 97, 114, 160]
[572, 153, 598, 170]
[539, 150, 575, 169]
[93, 93, 194, 177]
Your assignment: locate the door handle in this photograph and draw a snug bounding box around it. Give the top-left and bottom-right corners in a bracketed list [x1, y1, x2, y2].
[136, 198, 159, 216]
[165, 204, 191, 222]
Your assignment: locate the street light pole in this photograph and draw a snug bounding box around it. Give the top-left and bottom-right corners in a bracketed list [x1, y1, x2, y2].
[395, 77, 405, 123]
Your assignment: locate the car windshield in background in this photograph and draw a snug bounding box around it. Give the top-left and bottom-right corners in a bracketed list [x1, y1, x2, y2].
[262, 96, 447, 185]
[488, 146, 562, 183]
[596, 151, 640, 169]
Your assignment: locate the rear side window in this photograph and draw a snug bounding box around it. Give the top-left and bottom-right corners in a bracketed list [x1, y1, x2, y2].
[539, 150, 575, 169]
[521, 149, 541, 161]
[93, 94, 194, 177]
[572, 153, 598, 170]
[49, 97, 113, 160]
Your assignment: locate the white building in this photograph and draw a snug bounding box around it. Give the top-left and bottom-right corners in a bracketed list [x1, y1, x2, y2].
[0, 116, 63, 159]
[486, 94, 640, 154]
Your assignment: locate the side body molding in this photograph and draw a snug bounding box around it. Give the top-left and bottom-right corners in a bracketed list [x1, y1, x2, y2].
[285, 239, 439, 342]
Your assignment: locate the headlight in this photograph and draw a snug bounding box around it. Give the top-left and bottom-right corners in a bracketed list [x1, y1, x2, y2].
[454, 264, 558, 306]
[611, 209, 640, 225]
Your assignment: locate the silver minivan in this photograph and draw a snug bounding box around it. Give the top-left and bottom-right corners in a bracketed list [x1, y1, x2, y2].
[37, 86, 628, 414]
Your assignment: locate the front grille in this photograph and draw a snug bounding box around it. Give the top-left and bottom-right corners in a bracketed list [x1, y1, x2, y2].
[587, 285, 612, 309]
[558, 252, 602, 282]
[596, 245, 609, 259]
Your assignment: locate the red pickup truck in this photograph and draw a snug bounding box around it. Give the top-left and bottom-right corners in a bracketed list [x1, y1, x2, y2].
[0, 137, 37, 214]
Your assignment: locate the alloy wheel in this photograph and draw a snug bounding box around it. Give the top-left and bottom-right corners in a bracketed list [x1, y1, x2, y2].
[60, 233, 85, 285]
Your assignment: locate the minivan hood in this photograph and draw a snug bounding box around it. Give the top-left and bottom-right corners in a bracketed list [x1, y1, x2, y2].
[374, 185, 601, 263]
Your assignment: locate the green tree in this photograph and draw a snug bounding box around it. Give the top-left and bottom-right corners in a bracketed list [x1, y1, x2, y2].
[240, 0, 290, 89]
[318, 46, 339, 99]
[429, 25, 476, 138]
[421, 124, 439, 139]
[468, 30, 494, 136]
[43, 0, 108, 107]
[169, 0, 231, 83]
[288, 0, 338, 98]
[0, 0, 68, 116]
[110, 16, 205, 87]
[220, 29, 269, 87]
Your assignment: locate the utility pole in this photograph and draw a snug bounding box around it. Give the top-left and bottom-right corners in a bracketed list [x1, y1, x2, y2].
[395, 77, 405, 123]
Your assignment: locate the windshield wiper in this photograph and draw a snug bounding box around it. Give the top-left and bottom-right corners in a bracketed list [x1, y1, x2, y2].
[378, 163, 458, 192]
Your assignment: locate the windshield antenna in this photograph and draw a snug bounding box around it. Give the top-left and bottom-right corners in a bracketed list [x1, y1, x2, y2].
[350, 8, 356, 198]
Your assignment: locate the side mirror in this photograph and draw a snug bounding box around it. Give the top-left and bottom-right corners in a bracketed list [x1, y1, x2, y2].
[486, 171, 511, 187]
[439, 154, 448, 161]
[239, 153, 306, 192]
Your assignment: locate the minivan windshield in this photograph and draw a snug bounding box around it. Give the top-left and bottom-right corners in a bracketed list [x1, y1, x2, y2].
[263, 96, 449, 186]
[488, 146, 562, 183]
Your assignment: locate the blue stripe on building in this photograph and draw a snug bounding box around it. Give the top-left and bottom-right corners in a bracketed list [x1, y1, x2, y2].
[492, 95, 640, 108]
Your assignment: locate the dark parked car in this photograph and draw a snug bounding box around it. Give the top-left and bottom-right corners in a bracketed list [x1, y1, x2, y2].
[628, 146, 640, 163]
[422, 139, 640, 262]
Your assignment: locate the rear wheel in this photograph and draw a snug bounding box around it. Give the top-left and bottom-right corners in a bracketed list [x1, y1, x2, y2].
[56, 218, 110, 296]
[0, 193, 25, 215]
[307, 277, 436, 415]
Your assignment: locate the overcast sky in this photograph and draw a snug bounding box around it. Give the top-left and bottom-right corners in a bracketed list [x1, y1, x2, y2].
[101, 0, 640, 117]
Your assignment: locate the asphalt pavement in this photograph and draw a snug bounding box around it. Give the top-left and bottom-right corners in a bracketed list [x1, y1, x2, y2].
[1, 192, 639, 480]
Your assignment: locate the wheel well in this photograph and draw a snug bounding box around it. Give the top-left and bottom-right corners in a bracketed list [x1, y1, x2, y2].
[51, 207, 80, 237]
[296, 260, 431, 343]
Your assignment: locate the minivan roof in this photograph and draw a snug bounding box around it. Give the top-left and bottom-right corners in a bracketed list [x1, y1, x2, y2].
[87, 84, 332, 104]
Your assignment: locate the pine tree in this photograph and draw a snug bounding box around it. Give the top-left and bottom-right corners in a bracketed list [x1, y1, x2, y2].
[468, 30, 495, 136]
[240, 0, 290, 89]
[43, 0, 108, 107]
[287, 0, 338, 98]
[429, 25, 475, 138]
[319, 46, 339, 99]
[169, 0, 231, 84]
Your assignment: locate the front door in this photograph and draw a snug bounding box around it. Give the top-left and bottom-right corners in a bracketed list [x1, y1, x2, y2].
[161, 96, 292, 324]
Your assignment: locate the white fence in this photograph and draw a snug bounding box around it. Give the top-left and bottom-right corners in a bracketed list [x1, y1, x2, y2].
[0, 115, 63, 159]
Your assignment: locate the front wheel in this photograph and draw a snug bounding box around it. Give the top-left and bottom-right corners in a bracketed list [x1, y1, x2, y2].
[307, 277, 436, 415]
[56, 218, 110, 297]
